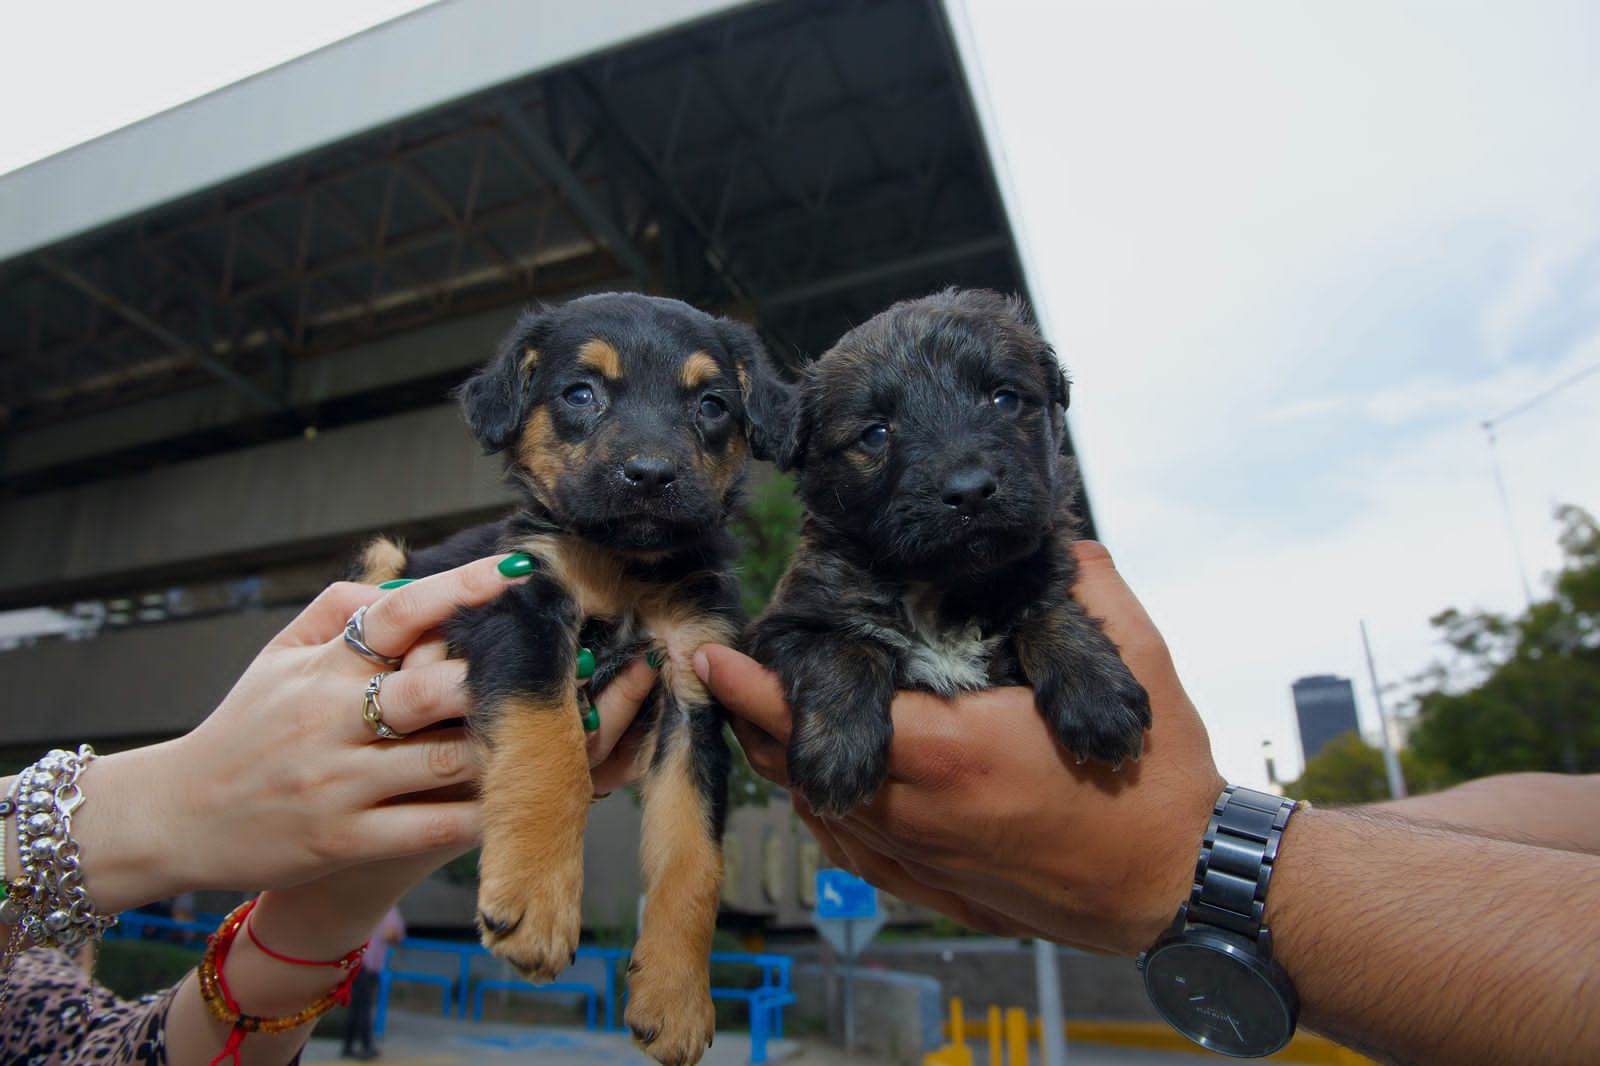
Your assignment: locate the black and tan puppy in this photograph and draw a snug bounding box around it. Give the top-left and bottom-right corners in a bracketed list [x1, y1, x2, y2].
[354, 293, 786, 1066]
[746, 288, 1151, 817]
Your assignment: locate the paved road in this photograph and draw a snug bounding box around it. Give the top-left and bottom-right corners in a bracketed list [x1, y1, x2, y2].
[302, 1008, 1210, 1066]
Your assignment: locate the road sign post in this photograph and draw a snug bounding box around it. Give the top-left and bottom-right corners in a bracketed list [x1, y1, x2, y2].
[811, 870, 886, 1053]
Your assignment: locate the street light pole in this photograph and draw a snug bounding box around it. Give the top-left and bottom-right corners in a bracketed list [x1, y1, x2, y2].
[1360, 620, 1407, 800]
[1033, 939, 1069, 1066]
[1482, 421, 1535, 610]
[1479, 358, 1600, 611]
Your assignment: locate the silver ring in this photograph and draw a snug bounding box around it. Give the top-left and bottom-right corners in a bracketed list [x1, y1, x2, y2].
[344, 605, 403, 668]
[362, 672, 409, 740]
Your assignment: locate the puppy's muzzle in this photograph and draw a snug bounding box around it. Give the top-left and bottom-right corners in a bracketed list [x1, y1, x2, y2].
[941, 465, 1000, 518]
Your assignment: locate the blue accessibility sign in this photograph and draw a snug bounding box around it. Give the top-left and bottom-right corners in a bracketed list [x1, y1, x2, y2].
[815, 869, 878, 920]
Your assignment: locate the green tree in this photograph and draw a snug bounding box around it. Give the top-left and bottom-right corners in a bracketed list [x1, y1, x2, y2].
[726, 469, 805, 806]
[1282, 730, 1447, 806]
[1405, 505, 1600, 782]
[730, 469, 804, 617]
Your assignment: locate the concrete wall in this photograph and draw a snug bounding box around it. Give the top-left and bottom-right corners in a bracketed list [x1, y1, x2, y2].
[792, 963, 943, 1064]
[0, 402, 516, 608]
[0, 605, 298, 746]
[396, 792, 857, 934]
[3, 306, 518, 482]
[791, 939, 1159, 1024]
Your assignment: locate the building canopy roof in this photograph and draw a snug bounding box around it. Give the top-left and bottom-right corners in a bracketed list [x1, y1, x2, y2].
[0, 0, 1043, 494]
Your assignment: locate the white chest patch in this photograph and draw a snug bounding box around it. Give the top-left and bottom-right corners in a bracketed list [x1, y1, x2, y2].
[897, 587, 1002, 697]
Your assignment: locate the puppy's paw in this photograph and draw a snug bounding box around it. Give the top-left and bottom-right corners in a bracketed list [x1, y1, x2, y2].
[786, 706, 892, 817]
[1036, 656, 1151, 768]
[475, 850, 583, 982]
[625, 951, 716, 1066]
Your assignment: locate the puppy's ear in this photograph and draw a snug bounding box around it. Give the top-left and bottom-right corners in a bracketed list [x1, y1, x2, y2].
[1005, 293, 1071, 456]
[717, 318, 807, 469]
[1041, 347, 1072, 455]
[455, 309, 550, 455]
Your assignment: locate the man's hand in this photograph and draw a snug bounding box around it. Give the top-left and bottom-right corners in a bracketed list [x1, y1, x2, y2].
[698, 540, 1224, 956]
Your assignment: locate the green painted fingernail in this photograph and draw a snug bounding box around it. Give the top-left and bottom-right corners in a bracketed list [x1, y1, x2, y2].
[498, 552, 536, 577]
[377, 578, 413, 590]
[582, 706, 600, 732]
[575, 647, 596, 680]
[646, 649, 665, 669]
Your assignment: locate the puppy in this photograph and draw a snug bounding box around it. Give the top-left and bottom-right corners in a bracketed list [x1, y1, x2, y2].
[354, 293, 787, 1066]
[746, 288, 1150, 817]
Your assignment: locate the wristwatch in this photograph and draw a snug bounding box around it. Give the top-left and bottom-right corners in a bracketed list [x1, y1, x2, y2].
[1137, 785, 1301, 1058]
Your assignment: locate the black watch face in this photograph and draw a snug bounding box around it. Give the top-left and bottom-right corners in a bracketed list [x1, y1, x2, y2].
[1143, 939, 1294, 1058]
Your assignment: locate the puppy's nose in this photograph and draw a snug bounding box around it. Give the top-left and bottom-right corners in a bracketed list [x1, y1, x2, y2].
[941, 467, 998, 515]
[622, 454, 678, 492]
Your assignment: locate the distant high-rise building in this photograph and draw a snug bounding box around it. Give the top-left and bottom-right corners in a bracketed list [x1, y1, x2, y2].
[1292, 675, 1360, 763]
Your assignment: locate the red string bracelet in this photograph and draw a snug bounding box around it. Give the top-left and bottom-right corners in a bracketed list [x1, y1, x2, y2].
[245, 905, 367, 970]
[197, 898, 368, 1066]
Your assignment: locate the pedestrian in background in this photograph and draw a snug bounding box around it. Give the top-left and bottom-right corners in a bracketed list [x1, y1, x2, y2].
[343, 905, 406, 1060]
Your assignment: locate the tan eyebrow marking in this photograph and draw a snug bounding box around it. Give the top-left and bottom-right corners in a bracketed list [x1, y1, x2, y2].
[679, 350, 721, 390]
[578, 339, 623, 380]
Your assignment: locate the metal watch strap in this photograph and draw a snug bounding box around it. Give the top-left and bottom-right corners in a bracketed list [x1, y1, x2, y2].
[1183, 785, 1298, 953]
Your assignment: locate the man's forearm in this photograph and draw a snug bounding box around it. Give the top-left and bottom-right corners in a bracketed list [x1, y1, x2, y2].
[1270, 806, 1600, 1066]
[1367, 773, 1600, 854]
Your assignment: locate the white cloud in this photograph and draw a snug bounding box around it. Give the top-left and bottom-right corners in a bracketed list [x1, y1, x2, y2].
[1263, 396, 1348, 424]
[1479, 213, 1600, 364]
[966, 0, 1600, 787]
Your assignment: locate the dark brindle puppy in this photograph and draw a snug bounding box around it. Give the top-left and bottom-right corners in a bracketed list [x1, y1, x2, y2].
[747, 288, 1151, 816]
[353, 293, 786, 1066]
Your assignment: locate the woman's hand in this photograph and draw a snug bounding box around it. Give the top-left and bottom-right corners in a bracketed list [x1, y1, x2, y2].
[62, 553, 657, 912]
[700, 540, 1225, 956]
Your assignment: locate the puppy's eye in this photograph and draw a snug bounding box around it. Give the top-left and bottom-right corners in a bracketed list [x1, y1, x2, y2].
[699, 395, 729, 421]
[991, 389, 1022, 416]
[859, 424, 890, 451]
[564, 384, 596, 408]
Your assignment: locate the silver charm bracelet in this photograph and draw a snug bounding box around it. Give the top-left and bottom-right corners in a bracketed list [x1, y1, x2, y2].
[3, 746, 118, 952]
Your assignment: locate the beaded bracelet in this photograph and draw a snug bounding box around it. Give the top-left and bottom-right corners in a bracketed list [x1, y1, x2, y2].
[7, 746, 117, 951]
[197, 899, 367, 1066]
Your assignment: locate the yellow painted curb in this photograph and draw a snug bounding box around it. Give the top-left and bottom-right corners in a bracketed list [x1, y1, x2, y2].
[939, 1016, 1373, 1065]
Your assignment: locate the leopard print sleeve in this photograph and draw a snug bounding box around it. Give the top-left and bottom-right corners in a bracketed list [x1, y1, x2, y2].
[3, 947, 175, 1065]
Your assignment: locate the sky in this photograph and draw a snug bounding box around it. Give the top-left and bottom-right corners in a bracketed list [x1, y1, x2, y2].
[3, 1, 1597, 786]
[960, 0, 1600, 784]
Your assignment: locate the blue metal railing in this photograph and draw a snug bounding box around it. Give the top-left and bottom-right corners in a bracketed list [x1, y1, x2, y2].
[710, 951, 796, 1065]
[385, 940, 795, 1064]
[109, 913, 795, 1065]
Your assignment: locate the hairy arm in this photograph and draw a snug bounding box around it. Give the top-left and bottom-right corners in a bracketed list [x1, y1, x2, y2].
[1365, 772, 1600, 854]
[710, 540, 1600, 1066]
[1271, 806, 1600, 1065]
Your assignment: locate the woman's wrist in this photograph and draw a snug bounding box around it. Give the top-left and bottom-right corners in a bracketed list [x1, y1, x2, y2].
[207, 896, 374, 1019]
[66, 743, 195, 913]
[2, 744, 197, 926]
[247, 884, 396, 965]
